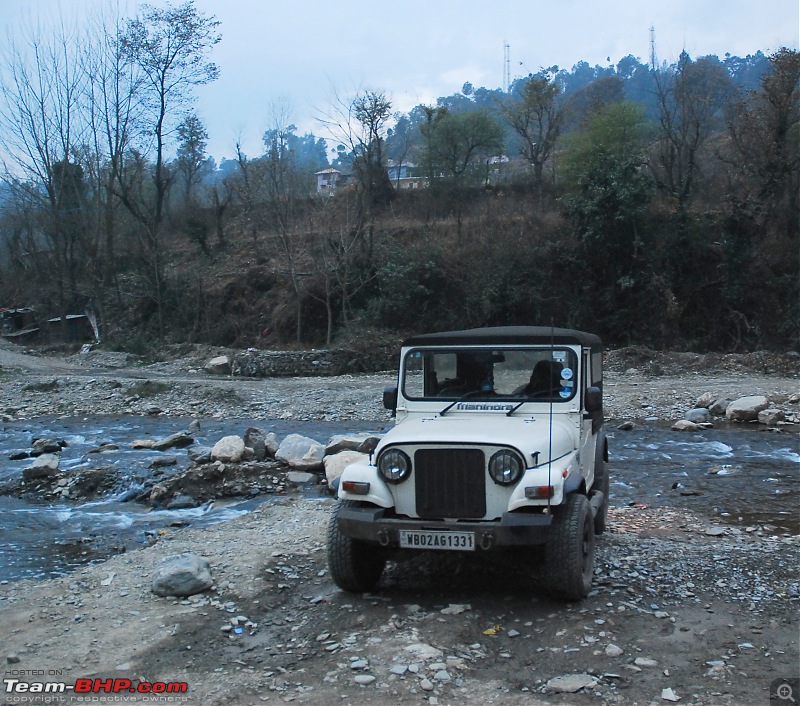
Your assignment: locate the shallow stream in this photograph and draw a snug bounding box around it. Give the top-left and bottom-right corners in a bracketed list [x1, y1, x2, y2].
[0, 416, 796, 582]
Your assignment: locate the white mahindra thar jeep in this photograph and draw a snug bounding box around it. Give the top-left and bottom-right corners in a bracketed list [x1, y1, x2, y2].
[327, 326, 608, 601]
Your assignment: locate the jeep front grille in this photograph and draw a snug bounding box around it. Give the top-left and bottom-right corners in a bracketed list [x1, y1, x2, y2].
[414, 448, 486, 519]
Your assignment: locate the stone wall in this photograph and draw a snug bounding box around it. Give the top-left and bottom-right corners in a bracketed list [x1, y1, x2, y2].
[228, 349, 395, 378]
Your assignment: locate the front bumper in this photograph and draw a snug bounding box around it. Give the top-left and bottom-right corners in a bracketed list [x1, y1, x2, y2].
[337, 504, 554, 549]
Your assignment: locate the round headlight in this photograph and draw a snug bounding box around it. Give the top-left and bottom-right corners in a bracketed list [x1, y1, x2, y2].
[488, 450, 524, 486]
[378, 448, 411, 484]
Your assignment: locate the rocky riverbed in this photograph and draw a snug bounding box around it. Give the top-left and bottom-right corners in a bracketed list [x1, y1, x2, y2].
[1, 340, 798, 425]
[0, 340, 798, 705]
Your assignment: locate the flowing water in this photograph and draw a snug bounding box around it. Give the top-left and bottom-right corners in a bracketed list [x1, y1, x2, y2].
[609, 427, 798, 530]
[0, 415, 384, 582]
[0, 416, 796, 582]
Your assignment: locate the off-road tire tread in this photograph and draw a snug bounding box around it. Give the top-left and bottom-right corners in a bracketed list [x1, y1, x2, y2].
[545, 493, 595, 601]
[327, 500, 386, 593]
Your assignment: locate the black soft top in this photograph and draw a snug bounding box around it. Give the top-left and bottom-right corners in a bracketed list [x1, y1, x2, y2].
[403, 326, 602, 351]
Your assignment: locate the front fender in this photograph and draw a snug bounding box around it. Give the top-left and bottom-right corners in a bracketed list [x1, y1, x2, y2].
[337, 459, 395, 508]
[507, 451, 580, 511]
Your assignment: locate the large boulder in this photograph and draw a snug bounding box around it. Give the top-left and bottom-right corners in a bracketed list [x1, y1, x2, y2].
[149, 483, 169, 506]
[242, 428, 279, 460]
[325, 434, 381, 456]
[205, 355, 231, 375]
[709, 398, 731, 417]
[22, 453, 60, 480]
[275, 434, 325, 471]
[684, 408, 710, 424]
[323, 450, 368, 489]
[211, 436, 245, 463]
[152, 432, 194, 452]
[264, 432, 280, 458]
[30, 438, 65, 456]
[167, 494, 198, 510]
[726, 396, 769, 422]
[758, 408, 785, 425]
[694, 392, 715, 409]
[151, 553, 212, 597]
[188, 445, 213, 464]
[243, 427, 267, 460]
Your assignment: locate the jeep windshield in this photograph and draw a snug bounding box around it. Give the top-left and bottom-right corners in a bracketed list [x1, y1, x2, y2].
[402, 347, 579, 403]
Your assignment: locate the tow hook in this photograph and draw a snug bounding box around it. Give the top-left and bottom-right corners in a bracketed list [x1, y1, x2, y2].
[377, 529, 390, 547]
[480, 532, 494, 550]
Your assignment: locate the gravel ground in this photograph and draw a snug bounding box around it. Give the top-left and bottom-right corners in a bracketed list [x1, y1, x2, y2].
[0, 340, 798, 706]
[1, 340, 798, 425]
[1, 498, 797, 706]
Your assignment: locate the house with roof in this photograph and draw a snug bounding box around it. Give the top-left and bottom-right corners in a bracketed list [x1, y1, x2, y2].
[387, 160, 423, 189]
[315, 168, 352, 195]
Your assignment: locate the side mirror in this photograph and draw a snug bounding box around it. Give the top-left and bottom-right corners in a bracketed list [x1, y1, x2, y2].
[584, 386, 602, 413]
[383, 385, 398, 412]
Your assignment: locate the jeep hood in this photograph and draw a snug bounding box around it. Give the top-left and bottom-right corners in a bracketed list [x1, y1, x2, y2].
[376, 415, 576, 465]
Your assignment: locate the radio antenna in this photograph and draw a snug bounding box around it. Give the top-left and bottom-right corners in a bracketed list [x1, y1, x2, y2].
[547, 320, 554, 510]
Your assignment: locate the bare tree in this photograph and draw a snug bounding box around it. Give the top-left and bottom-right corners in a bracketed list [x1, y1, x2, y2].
[117, 0, 221, 337]
[262, 106, 309, 344]
[650, 51, 733, 213]
[232, 139, 266, 250]
[502, 68, 564, 199]
[386, 112, 416, 188]
[319, 88, 394, 265]
[80, 3, 145, 338]
[309, 193, 376, 342]
[0, 14, 88, 336]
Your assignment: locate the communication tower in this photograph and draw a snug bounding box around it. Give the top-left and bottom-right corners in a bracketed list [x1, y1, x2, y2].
[504, 41, 510, 92]
[650, 26, 657, 70]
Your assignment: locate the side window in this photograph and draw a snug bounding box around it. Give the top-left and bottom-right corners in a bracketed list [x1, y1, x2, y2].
[403, 352, 424, 398]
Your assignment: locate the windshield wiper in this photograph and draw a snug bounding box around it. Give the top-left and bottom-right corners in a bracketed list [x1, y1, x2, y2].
[505, 401, 527, 416]
[439, 390, 489, 416]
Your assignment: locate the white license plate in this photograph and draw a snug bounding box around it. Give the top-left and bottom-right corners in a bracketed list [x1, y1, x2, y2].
[399, 530, 475, 551]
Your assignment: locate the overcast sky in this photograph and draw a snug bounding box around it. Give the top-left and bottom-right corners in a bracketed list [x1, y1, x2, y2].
[2, 0, 798, 162]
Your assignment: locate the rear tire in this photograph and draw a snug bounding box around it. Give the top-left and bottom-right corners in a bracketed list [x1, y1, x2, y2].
[327, 500, 386, 593]
[544, 494, 595, 601]
[593, 458, 609, 535]
[592, 433, 609, 535]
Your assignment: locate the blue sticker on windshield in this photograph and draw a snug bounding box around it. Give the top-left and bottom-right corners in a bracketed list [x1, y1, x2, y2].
[561, 367, 573, 380]
[559, 388, 571, 398]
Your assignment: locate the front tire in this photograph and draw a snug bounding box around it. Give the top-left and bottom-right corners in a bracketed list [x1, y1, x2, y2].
[544, 494, 595, 601]
[327, 500, 386, 593]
